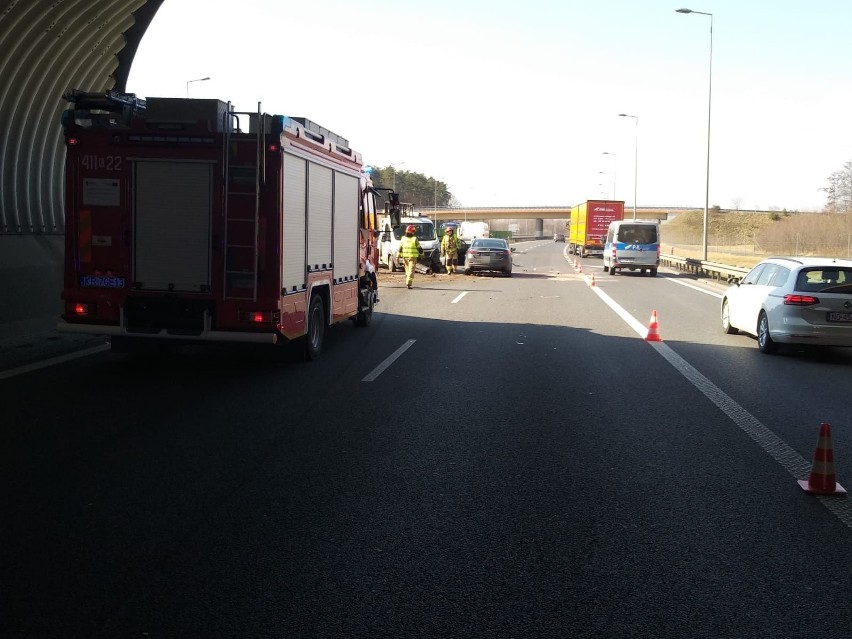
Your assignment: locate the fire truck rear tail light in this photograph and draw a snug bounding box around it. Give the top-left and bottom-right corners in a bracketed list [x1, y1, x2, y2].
[268, 143, 280, 152]
[239, 310, 280, 324]
[67, 137, 79, 146]
[68, 302, 94, 316]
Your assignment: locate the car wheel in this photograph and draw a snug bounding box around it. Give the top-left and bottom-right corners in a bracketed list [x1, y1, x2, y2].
[505, 269, 512, 277]
[305, 294, 325, 360]
[464, 269, 472, 275]
[612, 267, 618, 275]
[757, 311, 777, 354]
[641, 269, 647, 276]
[650, 268, 658, 277]
[721, 299, 738, 335]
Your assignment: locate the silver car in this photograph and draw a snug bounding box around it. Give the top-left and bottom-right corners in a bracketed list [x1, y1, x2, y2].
[721, 256, 852, 353]
[464, 238, 513, 277]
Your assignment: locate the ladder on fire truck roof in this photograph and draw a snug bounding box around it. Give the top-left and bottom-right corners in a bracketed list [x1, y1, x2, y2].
[222, 102, 266, 301]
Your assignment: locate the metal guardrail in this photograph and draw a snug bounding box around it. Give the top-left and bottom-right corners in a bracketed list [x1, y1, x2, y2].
[660, 254, 750, 284]
[507, 241, 752, 283]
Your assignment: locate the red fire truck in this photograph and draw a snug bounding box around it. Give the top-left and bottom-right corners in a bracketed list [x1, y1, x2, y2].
[58, 90, 386, 358]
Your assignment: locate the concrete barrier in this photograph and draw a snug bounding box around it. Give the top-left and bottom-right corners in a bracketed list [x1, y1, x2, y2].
[0, 235, 64, 340]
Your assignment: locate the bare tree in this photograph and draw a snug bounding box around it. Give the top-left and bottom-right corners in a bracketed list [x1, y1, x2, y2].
[731, 196, 744, 212]
[823, 160, 852, 213]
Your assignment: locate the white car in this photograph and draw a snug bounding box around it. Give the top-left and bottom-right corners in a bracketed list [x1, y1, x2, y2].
[721, 256, 852, 353]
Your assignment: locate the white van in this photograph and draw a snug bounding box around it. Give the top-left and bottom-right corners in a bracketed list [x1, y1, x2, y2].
[376, 215, 442, 272]
[603, 220, 660, 277]
[458, 221, 490, 242]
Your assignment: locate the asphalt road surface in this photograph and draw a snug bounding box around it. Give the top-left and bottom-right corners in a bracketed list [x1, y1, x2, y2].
[3, 240, 852, 638]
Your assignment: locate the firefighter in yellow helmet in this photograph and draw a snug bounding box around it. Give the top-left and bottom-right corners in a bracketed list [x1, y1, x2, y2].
[399, 224, 423, 289]
[441, 226, 462, 275]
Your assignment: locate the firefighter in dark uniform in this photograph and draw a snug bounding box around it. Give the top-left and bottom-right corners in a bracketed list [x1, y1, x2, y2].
[441, 226, 462, 275]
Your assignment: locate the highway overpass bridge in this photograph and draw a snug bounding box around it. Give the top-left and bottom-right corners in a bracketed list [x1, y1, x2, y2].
[410, 207, 687, 238]
[410, 206, 684, 222]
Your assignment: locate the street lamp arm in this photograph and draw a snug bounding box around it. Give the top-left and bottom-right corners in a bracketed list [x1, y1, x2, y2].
[186, 76, 211, 98]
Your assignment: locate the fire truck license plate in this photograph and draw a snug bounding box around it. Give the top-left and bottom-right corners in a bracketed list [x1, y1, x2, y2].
[80, 275, 126, 288]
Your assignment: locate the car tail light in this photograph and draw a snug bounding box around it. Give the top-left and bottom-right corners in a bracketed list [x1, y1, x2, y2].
[784, 294, 819, 306]
[501, 250, 511, 256]
[467, 249, 479, 256]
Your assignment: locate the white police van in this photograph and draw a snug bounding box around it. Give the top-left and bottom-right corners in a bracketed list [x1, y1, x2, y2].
[602, 220, 660, 277]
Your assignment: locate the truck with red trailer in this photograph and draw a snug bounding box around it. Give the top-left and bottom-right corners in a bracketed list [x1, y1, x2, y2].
[567, 200, 625, 257]
[58, 90, 385, 358]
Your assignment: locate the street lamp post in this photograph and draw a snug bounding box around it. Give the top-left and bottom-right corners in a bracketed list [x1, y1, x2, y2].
[392, 162, 406, 190]
[597, 172, 610, 199]
[676, 7, 713, 261]
[618, 113, 639, 220]
[186, 76, 210, 98]
[602, 152, 617, 200]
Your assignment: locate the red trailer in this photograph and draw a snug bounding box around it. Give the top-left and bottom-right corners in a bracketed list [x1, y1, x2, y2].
[58, 90, 380, 358]
[567, 200, 625, 257]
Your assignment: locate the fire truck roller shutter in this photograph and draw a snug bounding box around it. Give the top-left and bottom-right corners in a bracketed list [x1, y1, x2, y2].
[134, 161, 212, 292]
[307, 163, 333, 270]
[333, 172, 359, 282]
[282, 153, 307, 293]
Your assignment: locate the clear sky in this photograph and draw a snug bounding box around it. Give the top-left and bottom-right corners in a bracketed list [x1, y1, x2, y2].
[127, 0, 851, 211]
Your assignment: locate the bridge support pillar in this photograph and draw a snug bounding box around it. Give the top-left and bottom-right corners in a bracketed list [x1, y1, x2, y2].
[535, 218, 544, 239]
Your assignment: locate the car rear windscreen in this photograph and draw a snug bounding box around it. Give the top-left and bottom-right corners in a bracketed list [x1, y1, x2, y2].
[616, 225, 657, 244]
[795, 268, 852, 293]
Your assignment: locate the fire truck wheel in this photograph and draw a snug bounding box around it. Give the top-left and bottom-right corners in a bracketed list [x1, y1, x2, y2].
[356, 292, 373, 327]
[305, 294, 325, 360]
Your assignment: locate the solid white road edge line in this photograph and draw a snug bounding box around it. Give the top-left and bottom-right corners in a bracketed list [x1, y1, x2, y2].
[590, 285, 852, 531]
[362, 339, 417, 382]
[0, 344, 110, 380]
[451, 291, 469, 304]
[667, 277, 724, 298]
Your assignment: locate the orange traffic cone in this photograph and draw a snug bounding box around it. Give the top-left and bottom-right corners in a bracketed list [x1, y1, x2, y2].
[798, 422, 846, 495]
[577, 262, 583, 274]
[589, 273, 596, 287]
[645, 310, 662, 342]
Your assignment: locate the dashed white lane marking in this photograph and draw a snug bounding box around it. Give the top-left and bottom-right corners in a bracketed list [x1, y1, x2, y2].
[0, 344, 110, 380]
[362, 339, 417, 382]
[590, 285, 852, 530]
[451, 291, 469, 304]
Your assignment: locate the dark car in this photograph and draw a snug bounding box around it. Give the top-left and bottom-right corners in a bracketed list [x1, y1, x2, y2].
[464, 238, 513, 277]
